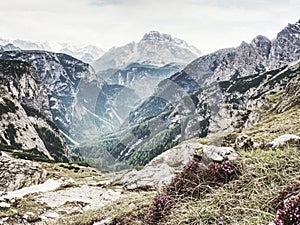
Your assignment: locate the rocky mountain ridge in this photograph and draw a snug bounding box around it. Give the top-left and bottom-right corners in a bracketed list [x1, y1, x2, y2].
[92, 31, 202, 72]
[130, 20, 300, 125]
[0, 51, 108, 142]
[185, 20, 300, 87]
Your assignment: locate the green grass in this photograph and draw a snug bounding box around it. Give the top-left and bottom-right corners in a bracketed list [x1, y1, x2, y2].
[246, 106, 300, 142]
[0, 194, 51, 223]
[40, 162, 105, 181]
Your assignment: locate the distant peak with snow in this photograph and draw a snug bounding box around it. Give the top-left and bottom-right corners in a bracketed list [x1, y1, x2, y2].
[0, 38, 105, 64]
[141, 31, 173, 42]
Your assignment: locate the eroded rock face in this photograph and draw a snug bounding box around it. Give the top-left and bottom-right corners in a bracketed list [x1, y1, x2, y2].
[0, 60, 71, 162]
[0, 51, 105, 142]
[0, 153, 47, 192]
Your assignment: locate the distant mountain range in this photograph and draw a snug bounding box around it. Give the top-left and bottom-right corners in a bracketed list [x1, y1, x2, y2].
[76, 20, 300, 169]
[130, 20, 300, 124]
[0, 31, 203, 145]
[0, 38, 104, 64]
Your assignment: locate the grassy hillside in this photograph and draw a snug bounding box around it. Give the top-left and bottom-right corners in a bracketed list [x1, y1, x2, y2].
[161, 147, 299, 225]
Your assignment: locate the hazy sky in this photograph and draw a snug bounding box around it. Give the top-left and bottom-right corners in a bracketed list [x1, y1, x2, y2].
[0, 0, 299, 53]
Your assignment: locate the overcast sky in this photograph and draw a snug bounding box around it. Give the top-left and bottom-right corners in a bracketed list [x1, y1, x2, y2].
[0, 0, 299, 53]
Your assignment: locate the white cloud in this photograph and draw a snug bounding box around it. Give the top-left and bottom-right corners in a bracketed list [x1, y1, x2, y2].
[0, 0, 299, 53]
[90, 0, 125, 6]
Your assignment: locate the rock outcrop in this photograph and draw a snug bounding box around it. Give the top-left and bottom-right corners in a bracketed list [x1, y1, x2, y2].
[268, 134, 300, 149]
[115, 140, 239, 190]
[0, 152, 47, 192]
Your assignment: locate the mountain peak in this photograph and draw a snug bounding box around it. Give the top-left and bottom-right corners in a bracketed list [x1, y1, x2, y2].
[281, 19, 300, 34]
[141, 31, 173, 42]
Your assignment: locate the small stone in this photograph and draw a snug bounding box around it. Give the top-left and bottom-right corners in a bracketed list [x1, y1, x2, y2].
[44, 212, 60, 219]
[0, 202, 10, 208]
[23, 212, 35, 220]
[201, 145, 239, 162]
[235, 135, 255, 151]
[93, 217, 112, 225]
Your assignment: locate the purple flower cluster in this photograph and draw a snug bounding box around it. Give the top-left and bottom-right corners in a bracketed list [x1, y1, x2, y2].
[144, 194, 173, 224]
[274, 194, 300, 225]
[220, 161, 235, 174]
[273, 183, 300, 211]
[144, 160, 239, 223]
[169, 160, 239, 198]
[206, 160, 238, 183]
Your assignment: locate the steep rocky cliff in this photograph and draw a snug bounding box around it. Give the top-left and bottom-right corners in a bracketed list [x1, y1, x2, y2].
[0, 51, 106, 142]
[98, 63, 183, 100]
[0, 60, 70, 162]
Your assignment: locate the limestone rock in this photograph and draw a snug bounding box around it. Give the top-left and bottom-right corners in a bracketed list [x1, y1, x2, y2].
[268, 134, 300, 148]
[0, 153, 47, 192]
[0, 202, 10, 208]
[117, 141, 200, 189]
[195, 145, 239, 162]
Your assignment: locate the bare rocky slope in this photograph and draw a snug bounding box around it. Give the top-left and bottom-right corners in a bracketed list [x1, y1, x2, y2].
[0, 51, 108, 142]
[0, 60, 70, 162]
